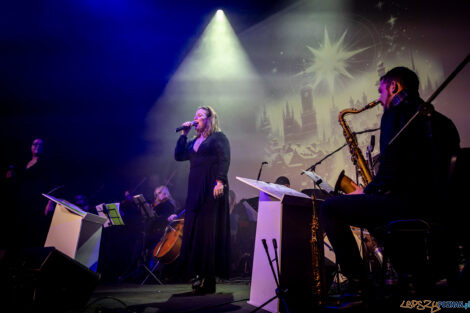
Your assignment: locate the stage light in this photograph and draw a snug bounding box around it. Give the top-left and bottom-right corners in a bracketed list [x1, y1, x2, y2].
[216, 9, 224, 21]
[166, 9, 259, 89]
[147, 8, 264, 141]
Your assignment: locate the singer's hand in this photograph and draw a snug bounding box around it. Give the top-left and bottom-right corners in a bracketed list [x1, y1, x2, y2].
[213, 180, 224, 199]
[168, 214, 177, 222]
[180, 121, 193, 135]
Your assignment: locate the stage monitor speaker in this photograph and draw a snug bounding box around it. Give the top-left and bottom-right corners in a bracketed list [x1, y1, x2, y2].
[17, 247, 100, 312]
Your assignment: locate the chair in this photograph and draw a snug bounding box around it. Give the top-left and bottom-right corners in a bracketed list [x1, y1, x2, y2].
[380, 148, 470, 296]
[382, 219, 433, 295]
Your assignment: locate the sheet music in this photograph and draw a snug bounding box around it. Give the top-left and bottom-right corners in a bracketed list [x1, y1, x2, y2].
[96, 203, 124, 227]
[96, 204, 111, 227]
[106, 203, 124, 226]
[42, 193, 86, 217]
[301, 170, 335, 194]
[133, 194, 154, 218]
[236, 177, 311, 200]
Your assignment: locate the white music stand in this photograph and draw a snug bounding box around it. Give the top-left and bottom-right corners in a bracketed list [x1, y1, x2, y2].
[236, 177, 314, 313]
[43, 194, 107, 271]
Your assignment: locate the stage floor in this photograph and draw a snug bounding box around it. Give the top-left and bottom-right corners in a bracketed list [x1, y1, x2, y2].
[81, 279, 269, 313]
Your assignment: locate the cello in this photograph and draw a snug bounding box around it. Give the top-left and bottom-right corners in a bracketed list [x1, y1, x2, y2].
[152, 212, 184, 264]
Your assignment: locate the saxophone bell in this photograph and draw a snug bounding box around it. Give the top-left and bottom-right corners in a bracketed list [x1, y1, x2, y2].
[334, 170, 360, 195]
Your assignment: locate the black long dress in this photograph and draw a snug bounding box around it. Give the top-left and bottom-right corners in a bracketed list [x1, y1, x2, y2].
[175, 131, 231, 280]
[14, 158, 58, 248]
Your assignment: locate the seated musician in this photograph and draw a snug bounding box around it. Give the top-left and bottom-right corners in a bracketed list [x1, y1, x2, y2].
[146, 185, 177, 251]
[319, 67, 460, 295]
[153, 185, 177, 220]
[274, 175, 290, 188]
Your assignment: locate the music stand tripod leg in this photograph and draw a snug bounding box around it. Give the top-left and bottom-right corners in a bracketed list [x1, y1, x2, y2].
[141, 261, 163, 285]
[250, 238, 290, 313]
[119, 230, 148, 283]
[140, 226, 171, 285]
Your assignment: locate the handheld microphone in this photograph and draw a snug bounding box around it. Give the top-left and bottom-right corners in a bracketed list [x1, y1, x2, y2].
[175, 121, 197, 132]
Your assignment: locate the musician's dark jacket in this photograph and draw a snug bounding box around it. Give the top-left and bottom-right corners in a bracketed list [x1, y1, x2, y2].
[175, 131, 231, 280]
[364, 90, 460, 217]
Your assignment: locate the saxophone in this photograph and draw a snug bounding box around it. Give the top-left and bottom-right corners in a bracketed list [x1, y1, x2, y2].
[336, 100, 384, 272]
[310, 197, 325, 306]
[336, 100, 381, 192]
[309, 101, 380, 306]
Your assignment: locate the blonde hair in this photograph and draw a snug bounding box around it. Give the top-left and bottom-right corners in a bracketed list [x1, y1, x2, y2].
[154, 185, 176, 206]
[197, 106, 220, 138]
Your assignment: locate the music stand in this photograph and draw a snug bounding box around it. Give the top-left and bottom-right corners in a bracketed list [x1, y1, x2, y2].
[43, 194, 107, 271]
[96, 203, 124, 228]
[301, 170, 334, 196]
[133, 194, 154, 218]
[238, 176, 314, 313]
[118, 194, 164, 284]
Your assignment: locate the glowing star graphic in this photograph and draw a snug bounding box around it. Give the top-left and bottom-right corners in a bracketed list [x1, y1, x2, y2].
[301, 28, 369, 92]
[387, 15, 397, 28]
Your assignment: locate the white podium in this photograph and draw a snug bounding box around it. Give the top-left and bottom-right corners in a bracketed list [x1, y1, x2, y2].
[236, 177, 315, 313]
[43, 194, 107, 271]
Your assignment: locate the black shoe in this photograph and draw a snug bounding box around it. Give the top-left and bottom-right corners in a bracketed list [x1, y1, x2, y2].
[329, 277, 363, 297]
[191, 275, 202, 290]
[343, 278, 363, 299]
[193, 277, 216, 295]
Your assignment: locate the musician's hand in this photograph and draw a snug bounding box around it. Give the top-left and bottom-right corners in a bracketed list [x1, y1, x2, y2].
[349, 186, 364, 195]
[213, 180, 224, 199]
[181, 121, 193, 136]
[124, 190, 133, 201]
[168, 214, 177, 222]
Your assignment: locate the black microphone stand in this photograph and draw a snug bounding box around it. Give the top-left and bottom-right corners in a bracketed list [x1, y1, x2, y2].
[257, 162, 268, 181]
[302, 146, 345, 175]
[250, 239, 290, 313]
[301, 126, 379, 176]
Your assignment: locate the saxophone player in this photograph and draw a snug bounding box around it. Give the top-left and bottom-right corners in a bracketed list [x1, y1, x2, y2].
[319, 67, 460, 297]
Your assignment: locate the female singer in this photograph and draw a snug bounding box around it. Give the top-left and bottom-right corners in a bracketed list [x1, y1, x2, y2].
[170, 106, 231, 294]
